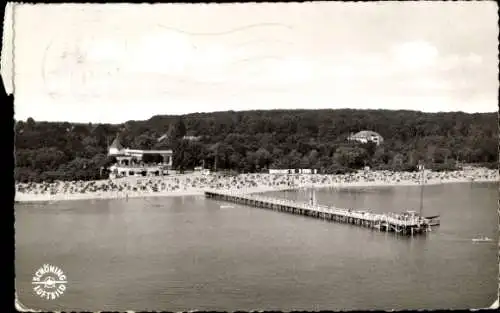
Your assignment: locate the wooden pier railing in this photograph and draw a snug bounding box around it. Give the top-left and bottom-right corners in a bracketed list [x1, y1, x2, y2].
[205, 189, 432, 235]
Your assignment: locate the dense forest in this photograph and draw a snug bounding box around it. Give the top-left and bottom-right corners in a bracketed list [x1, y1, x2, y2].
[14, 109, 498, 182]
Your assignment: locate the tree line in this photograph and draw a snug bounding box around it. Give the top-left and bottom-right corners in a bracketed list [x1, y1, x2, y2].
[14, 109, 498, 182]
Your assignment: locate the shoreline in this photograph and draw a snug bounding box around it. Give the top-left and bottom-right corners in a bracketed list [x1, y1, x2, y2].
[15, 173, 498, 204]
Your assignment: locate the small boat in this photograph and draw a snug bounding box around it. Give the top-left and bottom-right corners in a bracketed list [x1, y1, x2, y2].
[220, 205, 234, 209]
[472, 236, 493, 243]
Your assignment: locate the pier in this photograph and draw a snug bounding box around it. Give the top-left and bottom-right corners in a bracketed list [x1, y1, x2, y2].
[205, 190, 433, 235]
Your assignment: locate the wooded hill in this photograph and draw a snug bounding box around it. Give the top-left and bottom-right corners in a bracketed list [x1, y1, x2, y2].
[15, 109, 498, 182]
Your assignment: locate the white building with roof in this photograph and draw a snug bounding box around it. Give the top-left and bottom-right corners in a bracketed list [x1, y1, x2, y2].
[347, 130, 384, 146]
[107, 136, 174, 179]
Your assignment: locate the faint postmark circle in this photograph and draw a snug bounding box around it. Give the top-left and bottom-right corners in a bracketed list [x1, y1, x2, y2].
[41, 34, 124, 99]
[32, 264, 67, 300]
[41, 35, 92, 98]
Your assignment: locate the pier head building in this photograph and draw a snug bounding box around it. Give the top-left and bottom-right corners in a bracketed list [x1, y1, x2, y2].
[107, 137, 173, 179]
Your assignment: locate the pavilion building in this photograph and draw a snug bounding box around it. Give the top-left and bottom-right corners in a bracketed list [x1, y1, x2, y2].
[107, 136, 173, 179]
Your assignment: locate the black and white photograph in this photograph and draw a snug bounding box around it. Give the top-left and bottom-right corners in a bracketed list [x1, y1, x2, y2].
[8, 1, 499, 311]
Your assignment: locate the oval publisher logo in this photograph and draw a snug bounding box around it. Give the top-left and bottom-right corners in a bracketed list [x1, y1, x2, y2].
[32, 264, 67, 300]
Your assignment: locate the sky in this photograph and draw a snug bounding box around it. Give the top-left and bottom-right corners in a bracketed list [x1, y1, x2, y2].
[4, 1, 499, 123]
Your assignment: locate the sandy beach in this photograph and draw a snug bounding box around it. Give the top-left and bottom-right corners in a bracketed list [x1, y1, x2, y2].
[15, 168, 498, 203]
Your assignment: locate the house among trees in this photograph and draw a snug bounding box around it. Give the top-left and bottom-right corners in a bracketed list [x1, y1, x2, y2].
[107, 136, 173, 179]
[347, 130, 384, 146]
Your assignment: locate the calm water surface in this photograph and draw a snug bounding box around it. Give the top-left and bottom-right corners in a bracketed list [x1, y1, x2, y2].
[15, 182, 498, 311]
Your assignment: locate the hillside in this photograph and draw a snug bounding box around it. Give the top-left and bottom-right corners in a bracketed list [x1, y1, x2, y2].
[14, 109, 498, 182]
